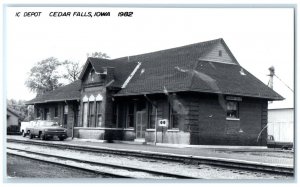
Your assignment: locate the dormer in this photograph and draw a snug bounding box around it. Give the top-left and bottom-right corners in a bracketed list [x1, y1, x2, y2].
[79, 58, 115, 87]
[95, 66, 115, 83]
[104, 67, 115, 83]
[88, 69, 96, 82]
[81, 65, 103, 85]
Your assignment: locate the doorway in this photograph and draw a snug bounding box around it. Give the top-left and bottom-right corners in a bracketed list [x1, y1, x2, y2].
[44, 108, 50, 120]
[136, 111, 147, 139]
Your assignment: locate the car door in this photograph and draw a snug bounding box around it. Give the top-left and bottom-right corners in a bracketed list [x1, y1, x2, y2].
[33, 121, 40, 135]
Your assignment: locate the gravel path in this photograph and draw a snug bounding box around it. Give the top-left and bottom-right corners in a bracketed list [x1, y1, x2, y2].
[7, 142, 292, 179]
[8, 135, 293, 166]
[7, 154, 106, 178]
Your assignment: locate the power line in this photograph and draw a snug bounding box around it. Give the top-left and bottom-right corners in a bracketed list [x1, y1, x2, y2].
[274, 74, 294, 93]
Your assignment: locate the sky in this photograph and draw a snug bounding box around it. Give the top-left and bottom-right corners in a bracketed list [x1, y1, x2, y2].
[5, 6, 294, 108]
[0, 2, 297, 186]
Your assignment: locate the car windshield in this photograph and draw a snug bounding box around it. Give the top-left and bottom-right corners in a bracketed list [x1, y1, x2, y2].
[40, 122, 59, 127]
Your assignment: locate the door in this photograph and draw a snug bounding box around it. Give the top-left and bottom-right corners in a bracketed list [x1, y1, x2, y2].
[136, 111, 147, 139]
[44, 108, 49, 120]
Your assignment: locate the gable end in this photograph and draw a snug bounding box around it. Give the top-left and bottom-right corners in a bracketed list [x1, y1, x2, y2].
[200, 39, 239, 65]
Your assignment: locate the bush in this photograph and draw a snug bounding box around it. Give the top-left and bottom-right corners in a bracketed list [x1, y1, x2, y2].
[7, 125, 21, 135]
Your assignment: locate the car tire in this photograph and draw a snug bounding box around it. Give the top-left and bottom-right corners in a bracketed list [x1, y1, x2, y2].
[29, 132, 33, 139]
[40, 133, 45, 140]
[59, 137, 65, 141]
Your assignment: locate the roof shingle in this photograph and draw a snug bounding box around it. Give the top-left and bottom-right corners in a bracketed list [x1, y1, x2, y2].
[88, 58, 138, 87]
[26, 80, 81, 104]
[27, 38, 283, 104]
[114, 39, 283, 100]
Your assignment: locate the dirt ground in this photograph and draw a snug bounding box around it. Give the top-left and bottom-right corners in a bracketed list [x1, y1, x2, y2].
[6, 154, 107, 178]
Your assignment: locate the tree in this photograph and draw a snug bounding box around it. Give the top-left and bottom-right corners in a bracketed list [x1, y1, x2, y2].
[62, 60, 82, 82]
[25, 57, 64, 95]
[7, 99, 34, 121]
[87, 52, 110, 59]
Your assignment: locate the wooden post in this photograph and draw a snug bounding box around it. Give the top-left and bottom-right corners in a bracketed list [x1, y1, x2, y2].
[155, 108, 157, 145]
[116, 103, 119, 128]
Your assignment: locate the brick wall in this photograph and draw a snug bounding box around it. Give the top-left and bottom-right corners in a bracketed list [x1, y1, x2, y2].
[184, 93, 267, 146]
[33, 102, 79, 137]
[74, 128, 105, 139]
[80, 86, 106, 127]
[145, 130, 190, 144]
[66, 103, 75, 137]
[104, 90, 117, 128]
[240, 99, 268, 146]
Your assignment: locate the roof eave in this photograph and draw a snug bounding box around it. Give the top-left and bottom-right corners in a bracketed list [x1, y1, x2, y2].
[114, 89, 285, 101]
[7, 108, 22, 118]
[220, 38, 240, 65]
[78, 58, 92, 80]
[26, 98, 80, 105]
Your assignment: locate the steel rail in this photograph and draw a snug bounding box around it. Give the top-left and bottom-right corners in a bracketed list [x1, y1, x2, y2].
[7, 152, 129, 178]
[7, 138, 294, 175]
[7, 147, 199, 179]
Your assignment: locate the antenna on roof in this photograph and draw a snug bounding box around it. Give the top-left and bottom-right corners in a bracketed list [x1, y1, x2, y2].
[127, 56, 130, 62]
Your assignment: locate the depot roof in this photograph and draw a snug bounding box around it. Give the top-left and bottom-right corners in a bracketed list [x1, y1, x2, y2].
[27, 38, 283, 104]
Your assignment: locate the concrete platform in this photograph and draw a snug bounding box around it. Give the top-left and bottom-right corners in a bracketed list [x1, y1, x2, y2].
[6, 135, 294, 167]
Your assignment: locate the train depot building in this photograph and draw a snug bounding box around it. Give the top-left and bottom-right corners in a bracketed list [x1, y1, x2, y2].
[26, 38, 283, 146]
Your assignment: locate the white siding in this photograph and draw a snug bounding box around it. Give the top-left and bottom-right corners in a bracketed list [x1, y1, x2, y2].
[201, 43, 236, 64]
[7, 110, 19, 126]
[268, 108, 294, 142]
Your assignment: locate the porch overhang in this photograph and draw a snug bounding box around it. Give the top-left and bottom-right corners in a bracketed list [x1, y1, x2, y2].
[25, 98, 80, 105]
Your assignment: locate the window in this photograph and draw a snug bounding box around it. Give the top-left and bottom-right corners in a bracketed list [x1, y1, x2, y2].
[112, 103, 117, 126]
[148, 105, 156, 129]
[63, 105, 68, 125]
[83, 101, 100, 127]
[64, 105, 68, 113]
[88, 102, 95, 127]
[170, 111, 179, 129]
[226, 101, 239, 119]
[36, 108, 41, 118]
[83, 102, 88, 127]
[126, 103, 134, 128]
[74, 105, 79, 127]
[96, 101, 102, 127]
[54, 106, 58, 117]
[169, 102, 180, 129]
[88, 69, 95, 82]
[44, 108, 49, 120]
[118, 104, 126, 128]
[219, 50, 222, 57]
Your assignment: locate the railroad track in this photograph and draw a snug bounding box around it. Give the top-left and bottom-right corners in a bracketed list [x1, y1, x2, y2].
[7, 147, 199, 179]
[7, 138, 294, 176]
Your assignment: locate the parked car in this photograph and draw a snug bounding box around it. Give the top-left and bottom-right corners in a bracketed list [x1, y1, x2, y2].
[25, 120, 68, 141]
[20, 121, 33, 137]
[267, 135, 293, 150]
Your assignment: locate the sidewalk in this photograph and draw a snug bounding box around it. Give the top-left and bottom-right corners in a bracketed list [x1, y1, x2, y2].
[7, 135, 294, 166]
